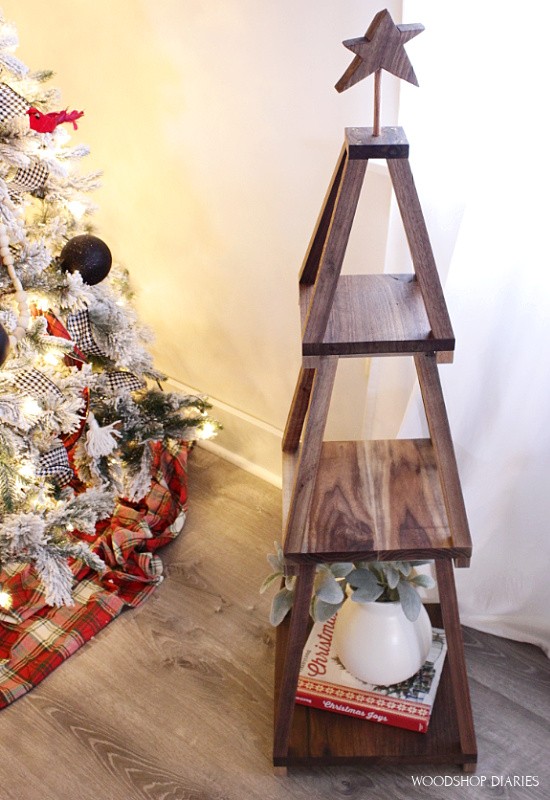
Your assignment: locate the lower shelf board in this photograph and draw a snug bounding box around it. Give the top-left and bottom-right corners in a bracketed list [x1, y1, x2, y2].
[273, 604, 477, 769]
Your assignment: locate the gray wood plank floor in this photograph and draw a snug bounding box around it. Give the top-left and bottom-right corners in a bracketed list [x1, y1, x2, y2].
[0, 448, 548, 800]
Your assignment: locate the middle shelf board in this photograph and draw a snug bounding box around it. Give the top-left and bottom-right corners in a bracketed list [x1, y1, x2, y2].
[284, 439, 471, 563]
[300, 274, 455, 363]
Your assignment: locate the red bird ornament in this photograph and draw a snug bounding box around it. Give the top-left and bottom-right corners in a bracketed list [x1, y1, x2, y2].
[27, 107, 84, 133]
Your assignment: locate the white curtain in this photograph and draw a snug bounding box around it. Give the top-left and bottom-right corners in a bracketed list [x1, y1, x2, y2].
[398, 2, 550, 654]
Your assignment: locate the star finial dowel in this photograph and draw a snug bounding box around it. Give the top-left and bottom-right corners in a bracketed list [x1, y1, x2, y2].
[335, 8, 424, 136]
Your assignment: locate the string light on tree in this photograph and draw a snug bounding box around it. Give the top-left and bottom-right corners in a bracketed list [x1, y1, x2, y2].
[22, 397, 41, 417]
[197, 420, 218, 440]
[18, 461, 35, 480]
[0, 588, 12, 610]
[31, 295, 51, 313]
[67, 200, 87, 220]
[43, 351, 63, 367]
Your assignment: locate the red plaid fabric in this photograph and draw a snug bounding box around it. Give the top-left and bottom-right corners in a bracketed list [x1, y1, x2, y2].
[0, 441, 188, 708]
[41, 308, 88, 367]
[38, 308, 90, 463]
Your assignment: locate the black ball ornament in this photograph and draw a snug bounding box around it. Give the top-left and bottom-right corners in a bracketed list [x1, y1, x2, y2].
[59, 234, 112, 286]
[0, 322, 10, 367]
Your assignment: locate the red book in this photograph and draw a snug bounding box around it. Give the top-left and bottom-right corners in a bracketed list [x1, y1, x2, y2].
[296, 612, 447, 733]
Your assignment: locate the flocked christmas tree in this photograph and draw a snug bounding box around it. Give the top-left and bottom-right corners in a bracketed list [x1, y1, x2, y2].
[0, 12, 217, 609]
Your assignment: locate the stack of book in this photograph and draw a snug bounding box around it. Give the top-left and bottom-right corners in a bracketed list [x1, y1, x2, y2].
[296, 612, 447, 733]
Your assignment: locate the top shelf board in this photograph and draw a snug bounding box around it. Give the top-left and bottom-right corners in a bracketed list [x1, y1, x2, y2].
[300, 274, 455, 362]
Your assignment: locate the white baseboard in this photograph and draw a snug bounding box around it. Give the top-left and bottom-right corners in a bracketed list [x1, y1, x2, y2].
[164, 378, 283, 488]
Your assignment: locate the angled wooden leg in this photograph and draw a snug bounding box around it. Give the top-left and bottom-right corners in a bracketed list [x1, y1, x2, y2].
[388, 159, 454, 362]
[283, 357, 338, 555]
[302, 157, 367, 346]
[300, 145, 347, 286]
[435, 559, 477, 765]
[273, 563, 316, 764]
[282, 368, 315, 453]
[415, 353, 471, 567]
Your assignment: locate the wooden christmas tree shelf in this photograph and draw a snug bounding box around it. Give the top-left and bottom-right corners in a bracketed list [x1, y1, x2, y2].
[273, 8, 476, 775]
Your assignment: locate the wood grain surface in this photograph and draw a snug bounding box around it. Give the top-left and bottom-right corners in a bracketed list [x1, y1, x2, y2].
[282, 357, 337, 554]
[415, 354, 472, 561]
[273, 565, 316, 762]
[435, 560, 476, 759]
[387, 158, 454, 347]
[0, 449, 548, 800]
[285, 439, 472, 563]
[334, 10, 424, 94]
[300, 274, 454, 361]
[281, 368, 314, 453]
[299, 145, 347, 286]
[301, 158, 367, 347]
[345, 126, 409, 159]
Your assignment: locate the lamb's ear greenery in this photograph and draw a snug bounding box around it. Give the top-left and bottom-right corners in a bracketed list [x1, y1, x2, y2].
[270, 587, 294, 626]
[396, 578, 422, 621]
[329, 562, 355, 579]
[266, 553, 281, 573]
[410, 573, 435, 589]
[347, 567, 383, 603]
[386, 565, 400, 589]
[314, 565, 345, 604]
[310, 595, 343, 623]
[259, 571, 281, 594]
[260, 545, 435, 626]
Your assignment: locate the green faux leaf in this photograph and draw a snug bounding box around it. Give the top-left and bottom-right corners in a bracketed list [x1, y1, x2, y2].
[394, 561, 412, 577]
[351, 585, 384, 604]
[311, 596, 342, 623]
[266, 553, 281, 572]
[266, 541, 285, 572]
[410, 573, 436, 589]
[396, 579, 422, 621]
[259, 572, 282, 594]
[386, 565, 400, 589]
[270, 587, 294, 626]
[314, 567, 345, 604]
[329, 562, 355, 579]
[284, 574, 297, 591]
[347, 567, 379, 593]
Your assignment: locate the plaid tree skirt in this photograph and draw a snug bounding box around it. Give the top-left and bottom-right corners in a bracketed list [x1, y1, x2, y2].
[0, 441, 188, 708]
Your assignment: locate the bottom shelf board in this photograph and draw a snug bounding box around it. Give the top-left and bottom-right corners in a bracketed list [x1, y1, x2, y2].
[274, 604, 477, 769]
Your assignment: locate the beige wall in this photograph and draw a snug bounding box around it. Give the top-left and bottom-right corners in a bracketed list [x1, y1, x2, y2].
[4, 0, 402, 482]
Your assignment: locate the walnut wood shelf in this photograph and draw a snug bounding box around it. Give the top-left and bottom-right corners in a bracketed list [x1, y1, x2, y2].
[301, 275, 454, 362]
[283, 439, 471, 564]
[274, 605, 476, 769]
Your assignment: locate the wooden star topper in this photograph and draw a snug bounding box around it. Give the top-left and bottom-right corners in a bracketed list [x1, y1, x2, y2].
[335, 8, 424, 135]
